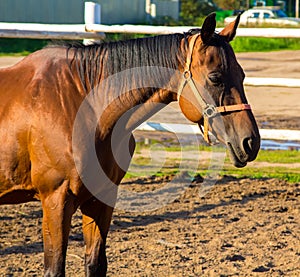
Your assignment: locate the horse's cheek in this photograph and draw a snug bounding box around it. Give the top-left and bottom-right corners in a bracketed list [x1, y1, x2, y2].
[179, 98, 202, 123]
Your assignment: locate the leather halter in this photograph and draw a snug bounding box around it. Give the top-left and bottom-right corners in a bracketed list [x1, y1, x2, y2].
[177, 34, 251, 144]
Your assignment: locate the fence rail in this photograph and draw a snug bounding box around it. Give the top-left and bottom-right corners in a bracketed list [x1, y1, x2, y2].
[0, 23, 104, 40]
[138, 122, 300, 142]
[1, 21, 300, 88]
[1, 23, 300, 88]
[85, 24, 300, 38]
[1, 22, 300, 40]
[245, 77, 300, 88]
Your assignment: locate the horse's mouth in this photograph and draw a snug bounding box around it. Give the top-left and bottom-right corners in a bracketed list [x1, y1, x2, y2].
[227, 142, 247, 168]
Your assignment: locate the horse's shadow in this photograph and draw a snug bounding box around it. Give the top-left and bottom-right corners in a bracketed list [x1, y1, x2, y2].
[0, 242, 43, 255]
[0, 209, 83, 255]
[0, 209, 42, 221]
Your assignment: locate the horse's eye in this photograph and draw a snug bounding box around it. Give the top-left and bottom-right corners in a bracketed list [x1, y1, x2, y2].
[208, 72, 223, 85]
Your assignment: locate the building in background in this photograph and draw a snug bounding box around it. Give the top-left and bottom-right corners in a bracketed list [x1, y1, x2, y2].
[0, 0, 297, 24]
[0, 0, 179, 24]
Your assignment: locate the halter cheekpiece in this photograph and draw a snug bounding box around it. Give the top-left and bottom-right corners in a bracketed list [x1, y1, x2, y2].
[177, 33, 251, 144]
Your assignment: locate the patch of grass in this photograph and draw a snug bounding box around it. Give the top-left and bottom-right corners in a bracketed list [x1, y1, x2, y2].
[126, 144, 300, 182]
[105, 33, 150, 42]
[222, 149, 300, 164]
[1, 36, 300, 56]
[124, 167, 179, 179]
[126, 164, 300, 183]
[134, 140, 224, 152]
[231, 37, 300, 53]
[255, 149, 300, 163]
[218, 149, 300, 182]
[219, 148, 300, 165]
[220, 166, 300, 183]
[0, 38, 50, 55]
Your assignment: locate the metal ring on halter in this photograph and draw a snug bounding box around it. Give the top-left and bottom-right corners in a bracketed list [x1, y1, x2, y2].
[203, 104, 218, 118]
[183, 70, 192, 80]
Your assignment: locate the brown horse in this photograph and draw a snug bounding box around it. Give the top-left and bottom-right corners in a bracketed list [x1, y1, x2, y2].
[0, 13, 260, 276]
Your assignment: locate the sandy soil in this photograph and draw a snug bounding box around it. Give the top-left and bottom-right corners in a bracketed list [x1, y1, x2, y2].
[0, 51, 299, 276]
[0, 177, 299, 276]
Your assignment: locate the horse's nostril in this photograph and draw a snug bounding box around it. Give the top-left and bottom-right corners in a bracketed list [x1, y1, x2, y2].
[243, 137, 253, 156]
[243, 136, 260, 162]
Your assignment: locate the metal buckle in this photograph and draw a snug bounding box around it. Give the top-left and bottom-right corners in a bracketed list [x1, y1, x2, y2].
[203, 104, 218, 118]
[183, 70, 191, 80]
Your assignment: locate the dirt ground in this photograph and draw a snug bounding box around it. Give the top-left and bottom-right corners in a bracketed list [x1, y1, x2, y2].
[0, 177, 299, 276]
[0, 51, 299, 276]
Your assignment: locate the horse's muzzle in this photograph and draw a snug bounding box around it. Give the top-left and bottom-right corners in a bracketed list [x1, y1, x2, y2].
[227, 134, 260, 168]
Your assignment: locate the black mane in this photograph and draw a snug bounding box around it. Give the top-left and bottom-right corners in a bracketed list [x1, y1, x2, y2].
[62, 31, 229, 92]
[65, 34, 187, 91]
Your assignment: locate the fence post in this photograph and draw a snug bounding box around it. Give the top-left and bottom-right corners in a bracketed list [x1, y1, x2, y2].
[84, 1, 102, 45]
[145, 0, 151, 23]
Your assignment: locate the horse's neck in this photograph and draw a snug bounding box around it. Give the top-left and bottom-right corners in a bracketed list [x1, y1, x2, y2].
[121, 88, 176, 132]
[71, 45, 184, 141]
[98, 86, 177, 141]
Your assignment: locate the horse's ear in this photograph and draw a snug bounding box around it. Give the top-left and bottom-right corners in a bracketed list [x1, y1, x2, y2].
[201, 13, 216, 44]
[219, 14, 241, 42]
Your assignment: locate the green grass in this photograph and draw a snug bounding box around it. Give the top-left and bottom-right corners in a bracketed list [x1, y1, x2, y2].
[1, 36, 300, 56]
[125, 168, 180, 179]
[231, 37, 300, 52]
[126, 144, 300, 183]
[218, 149, 300, 183]
[135, 142, 300, 164]
[134, 139, 224, 152]
[126, 164, 300, 183]
[219, 166, 300, 183]
[0, 38, 50, 56]
[219, 149, 300, 165]
[255, 149, 300, 163]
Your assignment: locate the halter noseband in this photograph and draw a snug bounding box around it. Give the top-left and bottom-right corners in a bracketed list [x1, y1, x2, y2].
[177, 34, 251, 144]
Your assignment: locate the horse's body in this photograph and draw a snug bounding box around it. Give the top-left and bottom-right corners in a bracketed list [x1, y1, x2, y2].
[0, 14, 260, 276]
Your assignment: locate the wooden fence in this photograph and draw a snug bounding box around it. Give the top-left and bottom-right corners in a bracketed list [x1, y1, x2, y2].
[1, 22, 300, 40]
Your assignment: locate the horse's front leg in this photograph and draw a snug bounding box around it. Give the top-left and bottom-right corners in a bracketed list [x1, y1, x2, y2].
[41, 181, 77, 277]
[80, 198, 114, 277]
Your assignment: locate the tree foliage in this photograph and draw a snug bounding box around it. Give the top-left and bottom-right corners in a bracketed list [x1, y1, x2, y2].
[213, 0, 239, 10]
[179, 0, 218, 25]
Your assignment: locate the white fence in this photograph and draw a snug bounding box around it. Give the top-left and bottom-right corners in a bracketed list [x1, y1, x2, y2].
[85, 24, 300, 38]
[138, 122, 300, 142]
[137, 122, 300, 150]
[244, 77, 300, 88]
[2, 22, 300, 89]
[0, 22, 104, 40]
[1, 22, 300, 40]
[0, 1, 300, 40]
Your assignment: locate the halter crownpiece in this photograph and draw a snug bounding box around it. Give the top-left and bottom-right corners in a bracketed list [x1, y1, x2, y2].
[177, 33, 252, 144]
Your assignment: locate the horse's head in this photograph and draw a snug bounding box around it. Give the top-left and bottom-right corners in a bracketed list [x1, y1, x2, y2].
[178, 13, 260, 168]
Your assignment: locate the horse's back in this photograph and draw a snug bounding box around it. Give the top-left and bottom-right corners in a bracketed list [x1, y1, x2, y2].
[0, 47, 82, 204]
[0, 47, 72, 102]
